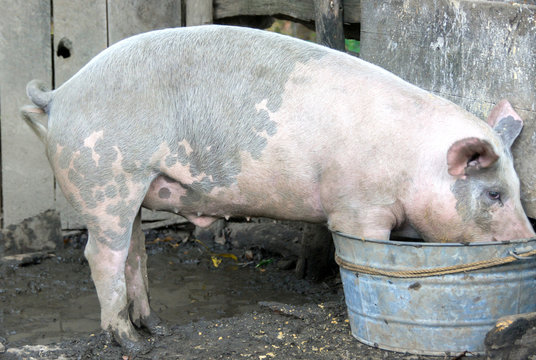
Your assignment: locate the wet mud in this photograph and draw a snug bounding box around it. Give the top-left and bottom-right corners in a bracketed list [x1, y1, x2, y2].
[0, 226, 480, 359]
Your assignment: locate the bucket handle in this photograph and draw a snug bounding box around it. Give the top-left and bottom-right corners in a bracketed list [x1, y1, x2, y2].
[510, 246, 536, 260]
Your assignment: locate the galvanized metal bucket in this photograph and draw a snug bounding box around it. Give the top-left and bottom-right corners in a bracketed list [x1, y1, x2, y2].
[332, 231, 536, 355]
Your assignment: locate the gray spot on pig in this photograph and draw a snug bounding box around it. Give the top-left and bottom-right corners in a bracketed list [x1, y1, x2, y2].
[158, 187, 171, 199]
[140, 27, 326, 198]
[451, 168, 508, 232]
[68, 169, 82, 187]
[105, 185, 118, 198]
[165, 154, 178, 167]
[103, 229, 121, 241]
[452, 178, 492, 231]
[115, 174, 130, 199]
[103, 198, 141, 244]
[180, 187, 203, 208]
[94, 139, 114, 160]
[176, 146, 189, 166]
[95, 190, 105, 203]
[81, 190, 97, 210]
[197, 176, 219, 192]
[58, 148, 71, 169]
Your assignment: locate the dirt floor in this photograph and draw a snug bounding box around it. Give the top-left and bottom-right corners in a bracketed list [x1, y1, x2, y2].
[0, 225, 481, 359]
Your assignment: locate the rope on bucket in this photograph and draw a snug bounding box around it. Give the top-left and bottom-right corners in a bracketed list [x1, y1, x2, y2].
[334, 248, 536, 278]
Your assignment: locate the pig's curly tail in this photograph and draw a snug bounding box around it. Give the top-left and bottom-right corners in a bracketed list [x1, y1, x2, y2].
[26, 79, 53, 109]
[20, 80, 52, 144]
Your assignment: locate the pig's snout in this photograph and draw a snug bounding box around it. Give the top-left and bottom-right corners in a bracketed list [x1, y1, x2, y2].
[490, 201, 536, 242]
[495, 219, 535, 242]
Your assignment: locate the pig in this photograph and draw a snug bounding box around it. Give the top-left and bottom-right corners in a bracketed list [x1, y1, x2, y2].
[21, 25, 534, 354]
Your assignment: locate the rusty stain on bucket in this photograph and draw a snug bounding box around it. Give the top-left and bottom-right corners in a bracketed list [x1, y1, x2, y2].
[332, 231, 536, 355]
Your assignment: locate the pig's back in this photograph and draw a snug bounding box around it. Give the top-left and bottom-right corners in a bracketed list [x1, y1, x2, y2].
[48, 26, 336, 159]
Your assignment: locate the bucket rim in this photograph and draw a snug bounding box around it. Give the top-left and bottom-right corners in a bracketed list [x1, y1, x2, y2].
[331, 230, 536, 248]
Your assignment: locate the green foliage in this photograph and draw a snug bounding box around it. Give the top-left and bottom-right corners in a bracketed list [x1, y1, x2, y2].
[345, 39, 360, 55]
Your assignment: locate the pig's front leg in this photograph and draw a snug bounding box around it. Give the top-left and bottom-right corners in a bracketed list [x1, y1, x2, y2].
[327, 206, 398, 240]
[84, 230, 151, 355]
[125, 210, 170, 336]
[320, 173, 401, 240]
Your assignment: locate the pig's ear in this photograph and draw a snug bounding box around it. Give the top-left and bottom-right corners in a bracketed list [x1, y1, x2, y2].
[487, 99, 524, 148]
[447, 137, 499, 177]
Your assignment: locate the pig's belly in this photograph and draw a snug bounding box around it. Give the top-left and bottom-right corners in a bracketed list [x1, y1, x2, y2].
[142, 175, 326, 226]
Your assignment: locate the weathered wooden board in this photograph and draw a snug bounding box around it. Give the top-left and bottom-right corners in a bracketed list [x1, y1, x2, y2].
[0, 0, 54, 226]
[486, 311, 536, 359]
[107, 0, 182, 45]
[360, 0, 536, 217]
[186, 0, 213, 26]
[53, 0, 108, 229]
[214, 0, 361, 24]
[313, 0, 345, 50]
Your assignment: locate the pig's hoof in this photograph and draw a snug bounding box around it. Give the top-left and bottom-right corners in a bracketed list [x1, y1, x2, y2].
[142, 312, 172, 336]
[114, 331, 153, 356]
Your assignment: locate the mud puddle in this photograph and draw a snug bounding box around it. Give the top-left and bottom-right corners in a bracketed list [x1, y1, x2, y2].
[0, 228, 479, 359]
[1, 237, 309, 346]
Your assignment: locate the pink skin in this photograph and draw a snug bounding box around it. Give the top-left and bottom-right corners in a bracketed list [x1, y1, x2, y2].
[84, 234, 139, 345]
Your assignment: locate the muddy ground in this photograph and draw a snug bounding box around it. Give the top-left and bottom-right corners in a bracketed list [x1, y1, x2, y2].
[0, 224, 480, 359]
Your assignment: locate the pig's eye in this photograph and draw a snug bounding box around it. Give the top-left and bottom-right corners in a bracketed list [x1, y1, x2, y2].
[487, 191, 501, 201]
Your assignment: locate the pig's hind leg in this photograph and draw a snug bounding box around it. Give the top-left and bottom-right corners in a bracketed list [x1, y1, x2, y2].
[65, 179, 155, 353]
[125, 210, 170, 336]
[49, 136, 160, 353]
[84, 223, 151, 355]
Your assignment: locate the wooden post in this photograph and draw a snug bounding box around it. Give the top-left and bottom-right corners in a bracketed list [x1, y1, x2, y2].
[295, 224, 336, 281]
[107, 0, 182, 45]
[0, 0, 55, 227]
[186, 0, 213, 26]
[313, 0, 345, 51]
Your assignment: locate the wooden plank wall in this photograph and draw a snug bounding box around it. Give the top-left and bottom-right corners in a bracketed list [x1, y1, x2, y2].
[0, 0, 55, 227]
[213, 0, 360, 23]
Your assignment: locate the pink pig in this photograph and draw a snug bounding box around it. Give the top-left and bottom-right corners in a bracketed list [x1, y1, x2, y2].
[21, 26, 534, 354]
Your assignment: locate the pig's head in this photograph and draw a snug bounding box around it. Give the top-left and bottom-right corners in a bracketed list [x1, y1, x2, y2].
[411, 100, 535, 243]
